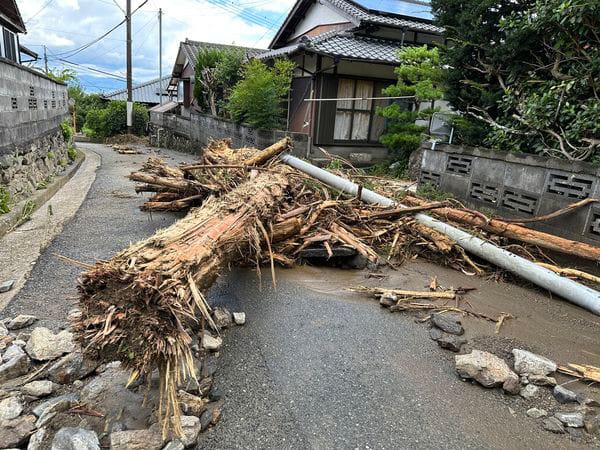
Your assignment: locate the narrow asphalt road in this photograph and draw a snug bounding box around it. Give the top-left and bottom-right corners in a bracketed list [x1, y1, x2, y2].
[2, 143, 595, 449]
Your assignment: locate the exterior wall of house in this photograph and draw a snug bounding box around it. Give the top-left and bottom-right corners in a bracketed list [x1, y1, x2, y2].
[0, 23, 20, 64]
[288, 2, 351, 42]
[417, 142, 600, 245]
[0, 58, 69, 201]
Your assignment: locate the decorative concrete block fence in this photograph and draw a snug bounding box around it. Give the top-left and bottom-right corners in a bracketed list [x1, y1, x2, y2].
[418, 142, 600, 245]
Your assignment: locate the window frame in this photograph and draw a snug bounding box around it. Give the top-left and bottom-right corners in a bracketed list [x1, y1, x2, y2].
[2, 28, 17, 62]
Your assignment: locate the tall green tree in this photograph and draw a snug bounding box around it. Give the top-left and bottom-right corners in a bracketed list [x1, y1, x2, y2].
[377, 46, 444, 162]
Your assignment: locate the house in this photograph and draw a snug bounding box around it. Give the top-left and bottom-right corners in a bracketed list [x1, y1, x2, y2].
[0, 0, 27, 64]
[102, 76, 172, 107]
[258, 0, 444, 161]
[169, 39, 265, 116]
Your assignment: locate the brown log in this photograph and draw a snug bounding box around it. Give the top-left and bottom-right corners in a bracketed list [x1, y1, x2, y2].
[129, 172, 217, 193]
[362, 202, 447, 221]
[141, 195, 205, 212]
[349, 285, 456, 300]
[495, 198, 597, 224]
[243, 137, 291, 166]
[404, 196, 600, 261]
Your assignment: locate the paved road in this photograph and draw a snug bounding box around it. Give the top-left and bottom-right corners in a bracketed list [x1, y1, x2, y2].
[2, 143, 595, 449]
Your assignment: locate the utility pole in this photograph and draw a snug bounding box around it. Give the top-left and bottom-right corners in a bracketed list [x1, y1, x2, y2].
[43, 45, 48, 74]
[126, 0, 133, 133]
[159, 8, 163, 104]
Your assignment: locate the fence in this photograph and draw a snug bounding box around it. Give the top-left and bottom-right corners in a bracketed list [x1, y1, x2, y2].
[417, 142, 600, 245]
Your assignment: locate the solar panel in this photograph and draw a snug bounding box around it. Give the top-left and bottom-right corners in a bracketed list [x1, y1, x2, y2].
[353, 0, 433, 20]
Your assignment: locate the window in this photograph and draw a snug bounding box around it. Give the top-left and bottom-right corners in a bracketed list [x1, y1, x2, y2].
[333, 78, 389, 143]
[2, 28, 17, 62]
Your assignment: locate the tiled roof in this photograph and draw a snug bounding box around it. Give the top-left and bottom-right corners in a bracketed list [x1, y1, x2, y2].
[102, 76, 171, 104]
[328, 0, 442, 33]
[258, 31, 401, 64]
[182, 40, 266, 67]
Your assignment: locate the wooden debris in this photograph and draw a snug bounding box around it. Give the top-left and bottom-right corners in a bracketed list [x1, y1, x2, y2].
[558, 364, 600, 383]
[348, 285, 456, 300]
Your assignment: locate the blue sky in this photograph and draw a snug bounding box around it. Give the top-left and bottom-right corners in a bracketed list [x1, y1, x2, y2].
[18, 0, 296, 93]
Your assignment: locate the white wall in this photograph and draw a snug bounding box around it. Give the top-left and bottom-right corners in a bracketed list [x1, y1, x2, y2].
[289, 1, 351, 42]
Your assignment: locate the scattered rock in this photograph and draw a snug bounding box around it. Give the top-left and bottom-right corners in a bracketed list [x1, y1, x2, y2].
[180, 415, 201, 447]
[201, 332, 222, 351]
[429, 328, 466, 352]
[431, 313, 464, 336]
[4, 345, 25, 361]
[544, 417, 565, 434]
[0, 414, 36, 447]
[0, 352, 30, 382]
[512, 349, 557, 376]
[584, 411, 600, 435]
[47, 352, 98, 384]
[109, 429, 163, 450]
[213, 308, 232, 329]
[455, 350, 515, 388]
[179, 391, 208, 416]
[0, 322, 8, 336]
[232, 312, 246, 325]
[555, 412, 584, 428]
[210, 405, 222, 426]
[36, 410, 57, 428]
[502, 372, 521, 395]
[28, 426, 47, 450]
[32, 393, 80, 417]
[528, 375, 557, 387]
[520, 384, 540, 400]
[527, 408, 547, 419]
[553, 385, 578, 404]
[200, 408, 213, 431]
[109, 421, 127, 433]
[162, 440, 185, 450]
[12, 340, 26, 348]
[200, 356, 217, 378]
[566, 427, 583, 440]
[0, 396, 24, 420]
[22, 380, 55, 397]
[379, 293, 397, 308]
[7, 315, 37, 330]
[0, 280, 15, 293]
[25, 327, 74, 361]
[209, 386, 223, 402]
[51, 427, 100, 450]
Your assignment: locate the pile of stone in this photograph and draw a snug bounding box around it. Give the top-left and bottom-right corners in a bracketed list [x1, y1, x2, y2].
[454, 347, 600, 437]
[0, 307, 245, 449]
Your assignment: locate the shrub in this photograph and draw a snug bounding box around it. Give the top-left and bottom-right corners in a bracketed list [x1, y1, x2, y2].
[60, 120, 73, 143]
[0, 187, 10, 214]
[83, 101, 149, 137]
[47, 151, 55, 159]
[67, 146, 78, 161]
[227, 59, 295, 129]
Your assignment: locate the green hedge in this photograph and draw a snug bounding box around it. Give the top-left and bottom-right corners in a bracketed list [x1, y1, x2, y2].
[83, 101, 148, 138]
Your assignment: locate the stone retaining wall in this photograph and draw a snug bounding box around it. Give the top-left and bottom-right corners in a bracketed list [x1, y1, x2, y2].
[149, 111, 309, 157]
[417, 142, 600, 245]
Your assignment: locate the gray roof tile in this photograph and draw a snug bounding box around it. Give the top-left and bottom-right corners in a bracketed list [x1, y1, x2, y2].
[102, 76, 171, 104]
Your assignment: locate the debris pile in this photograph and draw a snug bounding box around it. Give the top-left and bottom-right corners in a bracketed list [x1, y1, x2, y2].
[64, 138, 600, 436]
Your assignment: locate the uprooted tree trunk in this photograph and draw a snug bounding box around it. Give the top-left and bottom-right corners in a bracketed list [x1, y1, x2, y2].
[73, 167, 294, 436]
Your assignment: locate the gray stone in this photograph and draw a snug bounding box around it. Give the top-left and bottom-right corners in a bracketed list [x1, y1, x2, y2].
[431, 313, 464, 335]
[0, 396, 24, 420]
[520, 384, 540, 399]
[51, 427, 100, 450]
[527, 408, 547, 418]
[555, 412, 584, 428]
[200, 356, 217, 378]
[584, 411, 600, 435]
[0, 351, 30, 382]
[0, 280, 15, 293]
[25, 327, 74, 361]
[553, 385, 578, 404]
[528, 375, 557, 387]
[0, 415, 37, 448]
[0, 322, 8, 336]
[429, 328, 466, 352]
[233, 312, 246, 325]
[512, 349, 557, 376]
[200, 408, 213, 431]
[543, 417, 566, 434]
[7, 315, 37, 330]
[32, 393, 80, 417]
[180, 415, 201, 447]
[502, 372, 521, 395]
[36, 411, 57, 428]
[109, 429, 163, 450]
[209, 385, 223, 402]
[47, 352, 98, 384]
[4, 344, 25, 361]
[162, 440, 185, 450]
[22, 380, 55, 397]
[201, 332, 222, 351]
[455, 350, 515, 388]
[27, 426, 47, 450]
[213, 307, 232, 329]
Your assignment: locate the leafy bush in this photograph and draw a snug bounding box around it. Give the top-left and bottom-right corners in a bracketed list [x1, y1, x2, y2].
[68, 86, 105, 132]
[227, 59, 295, 129]
[60, 120, 73, 143]
[47, 151, 55, 159]
[83, 101, 149, 138]
[0, 187, 10, 214]
[67, 146, 78, 161]
[377, 46, 444, 164]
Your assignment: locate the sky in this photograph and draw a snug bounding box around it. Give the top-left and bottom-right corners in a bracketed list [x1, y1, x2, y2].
[17, 0, 296, 94]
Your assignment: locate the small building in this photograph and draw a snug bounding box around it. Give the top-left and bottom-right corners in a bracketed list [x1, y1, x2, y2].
[0, 0, 26, 64]
[258, 0, 444, 161]
[169, 39, 265, 116]
[102, 76, 172, 107]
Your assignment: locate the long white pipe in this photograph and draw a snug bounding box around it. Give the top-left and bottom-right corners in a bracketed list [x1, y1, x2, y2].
[280, 155, 600, 316]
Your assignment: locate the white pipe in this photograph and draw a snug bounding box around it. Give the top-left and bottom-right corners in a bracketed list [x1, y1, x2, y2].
[280, 154, 600, 316]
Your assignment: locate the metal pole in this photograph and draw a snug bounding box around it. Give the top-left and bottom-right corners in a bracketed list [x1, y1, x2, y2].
[159, 8, 163, 105]
[280, 154, 600, 316]
[126, 0, 133, 133]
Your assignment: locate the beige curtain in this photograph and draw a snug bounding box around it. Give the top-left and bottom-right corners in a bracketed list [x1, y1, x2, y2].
[334, 112, 352, 140]
[336, 79, 354, 109]
[352, 112, 370, 140]
[354, 80, 373, 111]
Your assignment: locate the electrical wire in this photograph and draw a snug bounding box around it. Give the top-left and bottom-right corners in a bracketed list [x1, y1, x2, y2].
[25, 0, 55, 24]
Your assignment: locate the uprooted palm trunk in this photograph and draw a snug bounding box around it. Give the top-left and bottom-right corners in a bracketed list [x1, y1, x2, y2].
[73, 167, 293, 436]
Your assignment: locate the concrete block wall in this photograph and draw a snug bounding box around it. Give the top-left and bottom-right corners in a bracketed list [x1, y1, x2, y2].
[418, 143, 600, 245]
[0, 59, 69, 203]
[149, 111, 309, 157]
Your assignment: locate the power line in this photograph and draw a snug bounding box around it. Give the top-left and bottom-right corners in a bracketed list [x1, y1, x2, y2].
[25, 0, 55, 24]
[56, 58, 128, 81]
